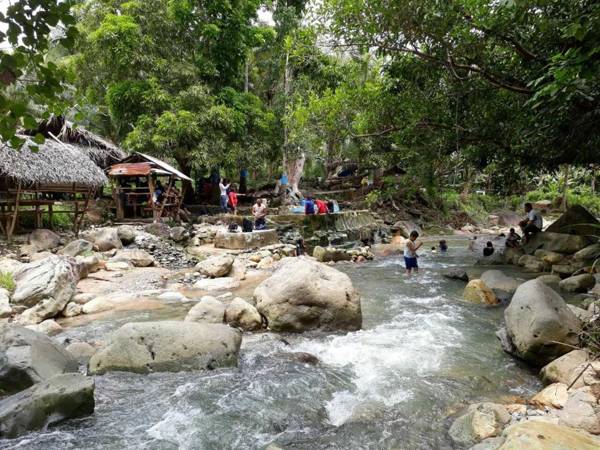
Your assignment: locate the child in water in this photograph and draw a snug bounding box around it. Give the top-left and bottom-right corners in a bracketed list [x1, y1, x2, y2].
[439, 240, 448, 253]
[404, 230, 422, 275]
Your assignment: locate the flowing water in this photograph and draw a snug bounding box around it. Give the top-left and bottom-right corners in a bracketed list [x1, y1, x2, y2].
[1, 238, 541, 450]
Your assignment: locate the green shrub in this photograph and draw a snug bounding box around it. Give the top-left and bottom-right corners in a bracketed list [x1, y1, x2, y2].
[0, 272, 15, 292]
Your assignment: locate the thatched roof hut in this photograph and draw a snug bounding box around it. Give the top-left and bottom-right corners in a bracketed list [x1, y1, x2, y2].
[32, 116, 127, 168]
[0, 135, 107, 188]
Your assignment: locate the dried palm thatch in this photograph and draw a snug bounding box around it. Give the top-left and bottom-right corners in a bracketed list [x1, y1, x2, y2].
[0, 135, 108, 188]
[34, 116, 127, 168]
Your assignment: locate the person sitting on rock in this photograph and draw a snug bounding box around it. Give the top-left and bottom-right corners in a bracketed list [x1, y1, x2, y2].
[505, 228, 522, 248]
[483, 241, 495, 257]
[519, 202, 543, 242]
[404, 230, 422, 275]
[315, 199, 329, 214]
[304, 197, 316, 215]
[252, 198, 267, 230]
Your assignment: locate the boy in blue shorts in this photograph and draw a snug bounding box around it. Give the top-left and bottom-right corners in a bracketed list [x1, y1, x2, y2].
[404, 230, 422, 275]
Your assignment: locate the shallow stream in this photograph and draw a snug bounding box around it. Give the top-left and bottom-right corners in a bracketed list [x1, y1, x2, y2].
[2, 237, 541, 449]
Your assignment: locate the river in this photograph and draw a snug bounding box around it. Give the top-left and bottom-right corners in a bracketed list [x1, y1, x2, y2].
[1, 238, 541, 449]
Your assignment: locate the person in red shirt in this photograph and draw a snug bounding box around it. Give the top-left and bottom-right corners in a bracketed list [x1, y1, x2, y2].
[228, 186, 238, 214]
[315, 199, 329, 214]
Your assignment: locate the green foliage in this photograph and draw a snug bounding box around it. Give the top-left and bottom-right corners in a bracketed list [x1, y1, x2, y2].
[0, 272, 16, 292]
[0, 0, 78, 146]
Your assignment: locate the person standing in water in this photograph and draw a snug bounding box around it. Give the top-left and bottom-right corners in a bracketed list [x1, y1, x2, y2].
[404, 230, 422, 275]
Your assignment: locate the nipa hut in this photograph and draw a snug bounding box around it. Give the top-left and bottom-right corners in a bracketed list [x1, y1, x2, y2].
[33, 116, 126, 169]
[0, 135, 108, 239]
[108, 153, 192, 222]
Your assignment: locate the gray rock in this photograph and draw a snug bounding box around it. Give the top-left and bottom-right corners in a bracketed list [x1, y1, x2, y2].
[111, 249, 154, 267]
[254, 257, 362, 332]
[517, 255, 547, 272]
[184, 296, 225, 323]
[28, 229, 61, 251]
[144, 222, 171, 238]
[82, 227, 123, 252]
[573, 243, 600, 261]
[193, 277, 240, 291]
[225, 297, 262, 331]
[88, 321, 241, 374]
[170, 226, 188, 242]
[449, 402, 510, 447]
[25, 319, 63, 336]
[62, 302, 82, 318]
[523, 232, 590, 255]
[504, 279, 581, 366]
[0, 325, 78, 397]
[60, 239, 93, 257]
[195, 254, 234, 278]
[480, 270, 521, 294]
[312, 246, 352, 263]
[559, 274, 596, 293]
[442, 268, 469, 282]
[0, 373, 94, 438]
[545, 205, 600, 237]
[536, 274, 561, 288]
[117, 225, 137, 245]
[65, 341, 96, 364]
[12, 256, 79, 324]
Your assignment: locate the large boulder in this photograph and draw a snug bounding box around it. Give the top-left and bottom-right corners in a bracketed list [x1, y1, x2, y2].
[312, 246, 352, 263]
[498, 421, 600, 450]
[28, 229, 61, 251]
[111, 249, 154, 267]
[0, 325, 78, 397]
[88, 321, 241, 374]
[545, 205, 600, 237]
[504, 279, 581, 366]
[529, 382, 568, 409]
[462, 280, 499, 306]
[523, 232, 590, 255]
[574, 243, 600, 261]
[0, 373, 94, 439]
[540, 349, 590, 386]
[82, 228, 123, 252]
[59, 239, 93, 257]
[503, 247, 524, 265]
[480, 270, 521, 295]
[214, 229, 279, 250]
[559, 273, 596, 293]
[11, 256, 79, 324]
[184, 296, 225, 323]
[225, 298, 263, 331]
[254, 257, 362, 332]
[448, 402, 510, 447]
[144, 222, 171, 238]
[0, 257, 23, 276]
[195, 254, 234, 278]
[533, 249, 565, 265]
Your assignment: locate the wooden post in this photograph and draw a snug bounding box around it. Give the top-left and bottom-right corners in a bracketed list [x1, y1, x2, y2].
[48, 203, 53, 230]
[156, 177, 173, 222]
[148, 176, 156, 221]
[8, 182, 21, 240]
[74, 188, 92, 235]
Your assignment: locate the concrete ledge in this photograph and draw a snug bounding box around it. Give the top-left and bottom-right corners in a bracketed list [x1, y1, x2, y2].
[214, 229, 280, 250]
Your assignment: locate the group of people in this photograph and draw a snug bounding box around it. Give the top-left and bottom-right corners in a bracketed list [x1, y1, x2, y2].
[219, 179, 239, 214]
[304, 197, 336, 215]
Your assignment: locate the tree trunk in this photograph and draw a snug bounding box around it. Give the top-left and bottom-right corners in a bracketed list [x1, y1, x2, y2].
[591, 165, 597, 194]
[175, 155, 194, 204]
[286, 154, 305, 195]
[560, 164, 570, 211]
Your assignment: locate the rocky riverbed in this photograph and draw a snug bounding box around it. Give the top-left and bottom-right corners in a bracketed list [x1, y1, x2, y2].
[0, 211, 599, 449]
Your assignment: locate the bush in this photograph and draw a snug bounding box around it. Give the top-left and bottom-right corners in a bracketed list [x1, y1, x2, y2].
[0, 272, 15, 292]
